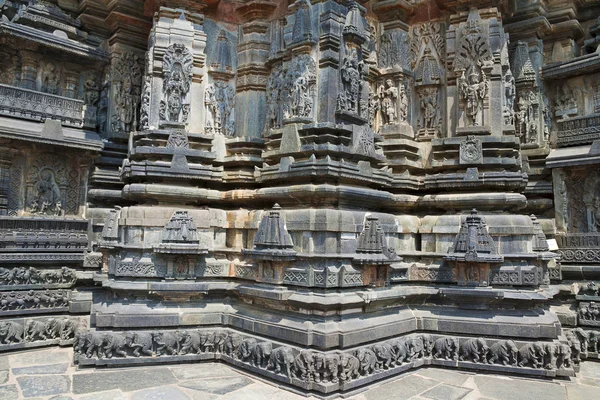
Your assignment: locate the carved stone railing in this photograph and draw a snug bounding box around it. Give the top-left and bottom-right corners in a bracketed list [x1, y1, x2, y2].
[0, 84, 84, 127]
[556, 114, 600, 147]
[556, 233, 600, 263]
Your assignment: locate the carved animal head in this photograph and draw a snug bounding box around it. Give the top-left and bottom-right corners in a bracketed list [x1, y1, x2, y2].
[125, 332, 135, 345]
[533, 342, 546, 356]
[477, 337, 488, 351]
[505, 340, 517, 355]
[314, 353, 325, 369]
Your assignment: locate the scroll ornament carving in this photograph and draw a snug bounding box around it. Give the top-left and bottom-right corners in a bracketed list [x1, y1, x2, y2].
[411, 22, 445, 83]
[0, 266, 77, 286]
[160, 44, 193, 124]
[111, 52, 142, 134]
[74, 330, 577, 382]
[205, 81, 235, 136]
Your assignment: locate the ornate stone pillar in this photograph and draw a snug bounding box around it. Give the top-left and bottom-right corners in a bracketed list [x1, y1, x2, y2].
[0, 143, 11, 215]
[19, 51, 38, 90]
[234, 0, 276, 138]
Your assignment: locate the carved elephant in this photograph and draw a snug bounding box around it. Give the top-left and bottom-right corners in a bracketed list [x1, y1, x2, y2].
[84, 331, 105, 358]
[238, 338, 257, 362]
[253, 341, 273, 368]
[267, 346, 295, 379]
[179, 331, 202, 355]
[589, 331, 600, 353]
[0, 321, 24, 344]
[391, 339, 410, 364]
[408, 336, 425, 360]
[314, 353, 340, 383]
[421, 334, 434, 357]
[293, 350, 314, 382]
[487, 340, 518, 366]
[44, 318, 62, 339]
[459, 338, 489, 363]
[26, 320, 49, 341]
[199, 331, 216, 353]
[556, 343, 572, 369]
[153, 331, 180, 356]
[339, 353, 360, 382]
[517, 342, 546, 368]
[433, 337, 459, 360]
[355, 348, 378, 375]
[571, 328, 590, 354]
[372, 343, 395, 369]
[213, 330, 228, 353]
[74, 330, 87, 355]
[104, 332, 127, 358]
[59, 318, 76, 340]
[565, 330, 581, 365]
[125, 331, 153, 357]
[224, 333, 242, 359]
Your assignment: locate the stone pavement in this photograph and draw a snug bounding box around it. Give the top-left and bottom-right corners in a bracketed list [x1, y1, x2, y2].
[0, 347, 598, 400]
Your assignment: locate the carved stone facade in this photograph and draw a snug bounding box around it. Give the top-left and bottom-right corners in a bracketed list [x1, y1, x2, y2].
[2, 0, 600, 396]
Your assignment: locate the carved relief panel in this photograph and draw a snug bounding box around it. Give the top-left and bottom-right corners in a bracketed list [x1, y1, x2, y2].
[7, 151, 87, 217]
[110, 52, 143, 137]
[411, 22, 445, 140]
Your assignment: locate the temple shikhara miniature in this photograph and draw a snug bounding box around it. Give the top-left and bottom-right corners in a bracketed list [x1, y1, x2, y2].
[1, 0, 600, 395]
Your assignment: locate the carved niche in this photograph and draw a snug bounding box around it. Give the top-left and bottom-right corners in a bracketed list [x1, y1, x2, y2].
[266, 54, 316, 130]
[205, 82, 235, 136]
[111, 52, 143, 135]
[411, 22, 445, 140]
[459, 136, 483, 164]
[7, 152, 84, 217]
[336, 48, 368, 119]
[454, 9, 493, 129]
[160, 44, 193, 125]
[515, 89, 540, 144]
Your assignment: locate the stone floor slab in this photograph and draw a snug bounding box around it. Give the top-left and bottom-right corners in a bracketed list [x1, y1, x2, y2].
[0, 370, 9, 384]
[0, 384, 19, 400]
[131, 385, 192, 400]
[362, 374, 440, 400]
[217, 382, 281, 400]
[170, 363, 241, 380]
[422, 383, 472, 400]
[417, 368, 472, 387]
[0, 356, 9, 371]
[179, 375, 253, 395]
[9, 350, 70, 368]
[72, 368, 177, 394]
[17, 375, 70, 398]
[565, 383, 600, 400]
[473, 376, 567, 400]
[79, 390, 128, 400]
[13, 363, 69, 375]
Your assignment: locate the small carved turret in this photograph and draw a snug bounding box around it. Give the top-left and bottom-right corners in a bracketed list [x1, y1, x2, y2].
[446, 209, 503, 263]
[243, 204, 296, 260]
[154, 210, 207, 255]
[530, 215, 549, 252]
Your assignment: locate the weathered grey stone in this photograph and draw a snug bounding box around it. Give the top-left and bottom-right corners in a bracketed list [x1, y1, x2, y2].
[362, 374, 439, 400]
[17, 375, 70, 398]
[416, 369, 471, 387]
[178, 376, 253, 395]
[421, 384, 472, 400]
[72, 368, 177, 394]
[0, 385, 19, 400]
[131, 386, 192, 400]
[13, 363, 69, 375]
[9, 351, 70, 368]
[473, 376, 567, 400]
[170, 364, 241, 380]
[79, 390, 127, 400]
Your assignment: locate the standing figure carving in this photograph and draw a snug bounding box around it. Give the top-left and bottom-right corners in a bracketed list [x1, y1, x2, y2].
[160, 44, 193, 124]
[205, 81, 235, 136]
[337, 49, 366, 115]
[378, 79, 398, 125]
[30, 169, 62, 216]
[459, 70, 488, 126]
[42, 63, 60, 95]
[112, 53, 142, 134]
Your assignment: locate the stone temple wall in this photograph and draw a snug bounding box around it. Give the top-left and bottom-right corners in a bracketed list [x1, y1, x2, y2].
[1, 0, 600, 396]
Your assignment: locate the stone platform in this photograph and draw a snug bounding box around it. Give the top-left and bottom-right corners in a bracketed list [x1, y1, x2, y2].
[0, 347, 598, 400]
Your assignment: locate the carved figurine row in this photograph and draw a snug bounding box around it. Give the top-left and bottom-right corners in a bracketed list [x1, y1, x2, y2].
[578, 302, 600, 322]
[74, 330, 576, 384]
[0, 266, 77, 286]
[0, 318, 79, 345]
[569, 328, 600, 355]
[0, 290, 69, 311]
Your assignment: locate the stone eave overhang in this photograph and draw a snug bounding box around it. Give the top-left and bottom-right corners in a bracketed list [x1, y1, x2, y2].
[546, 144, 600, 168]
[0, 117, 104, 152]
[0, 21, 109, 62]
[541, 49, 600, 81]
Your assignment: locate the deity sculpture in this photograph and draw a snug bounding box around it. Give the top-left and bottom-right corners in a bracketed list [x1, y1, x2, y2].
[42, 63, 60, 95]
[459, 69, 488, 126]
[379, 79, 398, 125]
[504, 69, 515, 126]
[114, 76, 139, 134]
[30, 169, 62, 216]
[83, 73, 100, 106]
